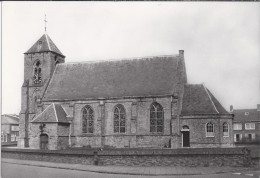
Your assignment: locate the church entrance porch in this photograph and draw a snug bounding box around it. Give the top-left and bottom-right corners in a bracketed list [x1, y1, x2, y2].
[40, 134, 48, 150]
[181, 126, 190, 147]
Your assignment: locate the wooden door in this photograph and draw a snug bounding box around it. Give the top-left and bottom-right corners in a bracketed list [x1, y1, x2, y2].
[40, 134, 48, 150]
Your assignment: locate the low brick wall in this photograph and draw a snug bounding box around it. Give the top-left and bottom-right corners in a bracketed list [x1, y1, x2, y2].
[1, 147, 252, 167]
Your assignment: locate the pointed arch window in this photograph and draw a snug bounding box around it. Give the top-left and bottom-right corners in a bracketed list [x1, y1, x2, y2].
[33, 60, 42, 84]
[82, 106, 94, 133]
[150, 102, 164, 133]
[114, 104, 126, 133]
[206, 122, 214, 137]
[223, 122, 229, 137]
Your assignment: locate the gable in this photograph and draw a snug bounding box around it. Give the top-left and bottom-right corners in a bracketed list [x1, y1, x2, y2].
[31, 103, 69, 123]
[43, 55, 186, 101]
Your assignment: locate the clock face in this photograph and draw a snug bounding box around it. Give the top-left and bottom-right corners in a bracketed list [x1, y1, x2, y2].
[33, 74, 42, 84]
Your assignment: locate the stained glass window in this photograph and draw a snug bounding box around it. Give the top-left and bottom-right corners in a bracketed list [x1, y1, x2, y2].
[114, 104, 126, 133]
[82, 106, 94, 133]
[150, 102, 164, 133]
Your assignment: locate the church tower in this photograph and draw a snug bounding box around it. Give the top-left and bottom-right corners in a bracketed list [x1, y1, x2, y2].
[18, 33, 65, 147]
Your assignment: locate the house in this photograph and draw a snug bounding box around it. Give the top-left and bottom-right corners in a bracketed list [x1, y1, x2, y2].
[1, 114, 19, 146]
[18, 32, 234, 150]
[232, 104, 260, 145]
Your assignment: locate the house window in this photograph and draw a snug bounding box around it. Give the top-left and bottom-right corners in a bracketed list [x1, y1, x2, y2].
[82, 105, 94, 133]
[245, 123, 255, 130]
[11, 134, 16, 142]
[2, 134, 8, 142]
[223, 122, 229, 137]
[206, 123, 214, 137]
[33, 61, 42, 84]
[1, 133, 4, 142]
[234, 134, 242, 142]
[150, 102, 164, 133]
[245, 133, 255, 142]
[233, 123, 242, 130]
[114, 104, 126, 133]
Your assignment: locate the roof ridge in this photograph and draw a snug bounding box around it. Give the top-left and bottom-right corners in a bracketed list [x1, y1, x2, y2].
[60, 105, 70, 117]
[234, 109, 258, 111]
[202, 84, 219, 114]
[45, 34, 52, 51]
[61, 54, 179, 65]
[184, 84, 203, 86]
[53, 103, 59, 122]
[2, 114, 19, 118]
[30, 104, 53, 123]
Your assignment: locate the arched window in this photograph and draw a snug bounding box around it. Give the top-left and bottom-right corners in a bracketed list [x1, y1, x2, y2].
[150, 102, 164, 133]
[223, 122, 229, 137]
[33, 61, 42, 84]
[114, 104, 126, 133]
[206, 122, 214, 137]
[82, 106, 94, 133]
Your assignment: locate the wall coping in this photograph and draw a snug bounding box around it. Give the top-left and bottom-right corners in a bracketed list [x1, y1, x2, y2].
[1, 147, 248, 156]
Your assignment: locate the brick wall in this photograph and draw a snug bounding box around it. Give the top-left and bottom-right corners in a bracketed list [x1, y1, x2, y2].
[35, 97, 233, 149]
[1, 147, 252, 167]
[180, 117, 233, 148]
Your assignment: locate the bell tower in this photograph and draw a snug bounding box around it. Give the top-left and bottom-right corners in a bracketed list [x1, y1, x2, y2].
[18, 33, 65, 148]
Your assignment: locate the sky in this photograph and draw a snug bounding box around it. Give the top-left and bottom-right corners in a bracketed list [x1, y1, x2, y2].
[1, 1, 260, 115]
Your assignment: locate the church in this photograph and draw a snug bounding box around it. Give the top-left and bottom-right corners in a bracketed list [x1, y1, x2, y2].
[18, 32, 234, 150]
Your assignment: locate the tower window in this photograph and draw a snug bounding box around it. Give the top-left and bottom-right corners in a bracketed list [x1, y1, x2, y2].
[33, 61, 42, 84]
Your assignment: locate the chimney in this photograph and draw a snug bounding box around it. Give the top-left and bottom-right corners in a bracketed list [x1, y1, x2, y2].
[257, 104, 260, 111]
[179, 50, 184, 57]
[230, 105, 233, 113]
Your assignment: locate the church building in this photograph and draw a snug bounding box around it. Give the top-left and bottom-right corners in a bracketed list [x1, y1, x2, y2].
[18, 33, 234, 150]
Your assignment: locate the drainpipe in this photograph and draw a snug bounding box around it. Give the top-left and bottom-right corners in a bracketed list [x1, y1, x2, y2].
[69, 120, 72, 147]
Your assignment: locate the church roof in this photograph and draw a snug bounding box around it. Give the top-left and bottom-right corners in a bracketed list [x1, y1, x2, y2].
[31, 103, 69, 124]
[25, 34, 64, 57]
[181, 84, 229, 115]
[43, 54, 187, 101]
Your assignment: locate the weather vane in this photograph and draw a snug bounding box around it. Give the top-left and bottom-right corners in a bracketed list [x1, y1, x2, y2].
[44, 14, 47, 33]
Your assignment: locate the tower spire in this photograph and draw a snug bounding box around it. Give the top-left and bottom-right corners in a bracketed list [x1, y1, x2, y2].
[44, 14, 47, 33]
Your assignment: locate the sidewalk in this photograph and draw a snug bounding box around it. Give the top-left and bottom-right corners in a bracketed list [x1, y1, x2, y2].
[1, 158, 254, 176]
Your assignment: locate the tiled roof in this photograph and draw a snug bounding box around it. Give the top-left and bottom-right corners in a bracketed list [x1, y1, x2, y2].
[1, 115, 19, 124]
[31, 103, 69, 124]
[181, 84, 229, 115]
[43, 55, 186, 101]
[25, 34, 64, 57]
[233, 109, 260, 122]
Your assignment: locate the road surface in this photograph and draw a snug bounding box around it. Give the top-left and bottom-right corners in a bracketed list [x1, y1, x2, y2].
[1, 162, 260, 178]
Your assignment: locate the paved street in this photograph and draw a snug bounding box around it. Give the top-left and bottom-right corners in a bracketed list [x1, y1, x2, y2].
[2, 162, 260, 178]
